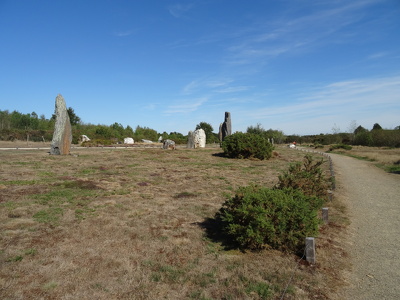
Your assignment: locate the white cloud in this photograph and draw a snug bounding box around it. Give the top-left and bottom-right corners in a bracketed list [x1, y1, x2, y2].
[367, 52, 390, 60]
[225, 0, 382, 66]
[168, 3, 194, 18]
[243, 75, 400, 134]
[164, 97, 207, 114]
[181, 77, 234, 95]
[114, 30, 135, 37]
[216, 86, 250, 93]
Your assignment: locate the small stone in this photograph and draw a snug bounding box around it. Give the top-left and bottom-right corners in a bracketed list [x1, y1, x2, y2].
[162, 139, 176, 150]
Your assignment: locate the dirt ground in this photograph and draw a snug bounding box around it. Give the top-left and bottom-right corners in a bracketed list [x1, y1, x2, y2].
[329, 153, 400, 299]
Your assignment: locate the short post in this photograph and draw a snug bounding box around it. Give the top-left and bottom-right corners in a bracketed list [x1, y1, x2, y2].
[322, 207, 329, 224]
[305, 237, 316, 264]
[328, 190, 333, 201]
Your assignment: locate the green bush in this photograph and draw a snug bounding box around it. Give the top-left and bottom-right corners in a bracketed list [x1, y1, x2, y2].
[354, 131, 373, 146]
[276, 155, 330, 200]
[222, 132, 273, 160]
[81, 139, 112, 147]
[329, 144, 352, 151]
[216, 186, 323, 251]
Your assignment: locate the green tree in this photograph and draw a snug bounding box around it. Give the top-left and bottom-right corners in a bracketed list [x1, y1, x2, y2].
[246, 123, 264, 135]
[124, 125, 134, 137]
[265, 129, 285, 144]
[67, 107, 81, 126]
[110, 122, 124, 139]
[354, 131, 373, 146]
[29, 112, 39, 130]
[196, 122, 218, 143]
[0, 110, 11, 129]
[372, 123, 382, 130]
[134, 126, 158, 141]
[354, 125, 367, 135]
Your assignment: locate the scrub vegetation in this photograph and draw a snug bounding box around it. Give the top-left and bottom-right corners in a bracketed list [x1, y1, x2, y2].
[0, 144, 350, 299]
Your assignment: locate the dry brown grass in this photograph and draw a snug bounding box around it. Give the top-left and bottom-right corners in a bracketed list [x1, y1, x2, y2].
[0, 143, 350, 299]
[327, 145, 400, 173]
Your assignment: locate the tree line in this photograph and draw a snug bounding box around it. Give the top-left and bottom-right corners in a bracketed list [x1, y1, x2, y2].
[1, 109, 399, 147]
[285, 123, 400, 148]
[0, 109, 213, 145]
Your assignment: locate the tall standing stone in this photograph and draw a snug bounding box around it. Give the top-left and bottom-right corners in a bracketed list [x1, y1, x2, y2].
[187, 129, 206, 148]
[187, 131, 194, 148]
[218, 123, 223, 143]
[50, 94, 72, 155]
[194, 129, 206, 148]
[220, 112, 232, 142]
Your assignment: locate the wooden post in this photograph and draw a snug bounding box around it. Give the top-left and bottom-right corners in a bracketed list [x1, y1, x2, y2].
[322, 207, 329, 224]
[305, 237, 316, 264]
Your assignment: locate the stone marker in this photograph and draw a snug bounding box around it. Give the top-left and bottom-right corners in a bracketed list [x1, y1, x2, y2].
[218, 123, 223, 143]
[194, 128, 206, 148]
[80, 135, 90, 142]
[124, 137, 134, 144]
[187, 129, 206, 148]
[305, 237, 316, 264]
[50, 94, 72, 155]
[187, 131, 194, 148]
[220, 112, 232, 142]
[162, 139, 176, 150]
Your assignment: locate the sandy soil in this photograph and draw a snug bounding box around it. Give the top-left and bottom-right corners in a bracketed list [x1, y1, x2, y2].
[331, 154, 400, 299]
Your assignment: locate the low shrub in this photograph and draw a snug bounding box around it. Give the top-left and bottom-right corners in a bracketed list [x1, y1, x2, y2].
[313, 143, 324, 149]
[81, 139, 112, 147]
[276, 155, 330, 200]
[222, 132, 273, 160]
[329, 144, 352, 151]
[216, 186, 323, 251]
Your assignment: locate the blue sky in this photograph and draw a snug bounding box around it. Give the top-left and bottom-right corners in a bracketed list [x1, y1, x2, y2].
[0, 0, 399, 135]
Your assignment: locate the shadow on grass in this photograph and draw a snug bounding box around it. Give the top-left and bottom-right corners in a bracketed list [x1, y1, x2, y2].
[197, 217, 243, 251]
[211, 152, 228, 158]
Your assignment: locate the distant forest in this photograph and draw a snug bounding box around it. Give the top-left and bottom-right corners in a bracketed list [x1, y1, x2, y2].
[0, 109, 399, 147]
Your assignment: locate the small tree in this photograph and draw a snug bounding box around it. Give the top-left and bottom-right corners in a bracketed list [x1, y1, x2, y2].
[372, 123, 382, 130]
[67, 107, 81, 126]
[354, 125, 367, 135]
[276, 155, 329, 200]
[196, 122, 218, 143]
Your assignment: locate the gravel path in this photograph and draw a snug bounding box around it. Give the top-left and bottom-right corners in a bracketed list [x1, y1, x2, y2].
[330, 154, 400, 299]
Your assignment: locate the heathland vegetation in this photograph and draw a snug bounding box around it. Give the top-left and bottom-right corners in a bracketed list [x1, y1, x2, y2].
[1, 108, 399, 298]
[1, 109, 399, 148]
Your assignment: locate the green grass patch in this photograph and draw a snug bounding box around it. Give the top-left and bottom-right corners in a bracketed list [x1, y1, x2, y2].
[377, 163, 400, 174]
[33, 207, 63, 225]
[245, 281, 272, 299]
[0, 180, 37, 185]
[6, 255, 23, 262]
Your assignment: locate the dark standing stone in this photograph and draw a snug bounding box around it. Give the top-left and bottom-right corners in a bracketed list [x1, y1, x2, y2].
[187, 131, 194, 148]
[218, 123, 223, 143]
[221, 112, 232, 141]
[50, 94, 72, 155]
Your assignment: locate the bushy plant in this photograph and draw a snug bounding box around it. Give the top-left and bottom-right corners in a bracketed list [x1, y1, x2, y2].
[222, 132, 273, 160]
[276, 155, 329, 200]
[329, 144, 352, 151]
[217, 186, 323, 251]
[81, 139, 112, 147]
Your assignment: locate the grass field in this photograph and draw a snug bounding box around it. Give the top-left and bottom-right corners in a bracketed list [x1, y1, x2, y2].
[1, 144, 351, 299]
[327, 145, 400, 174]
